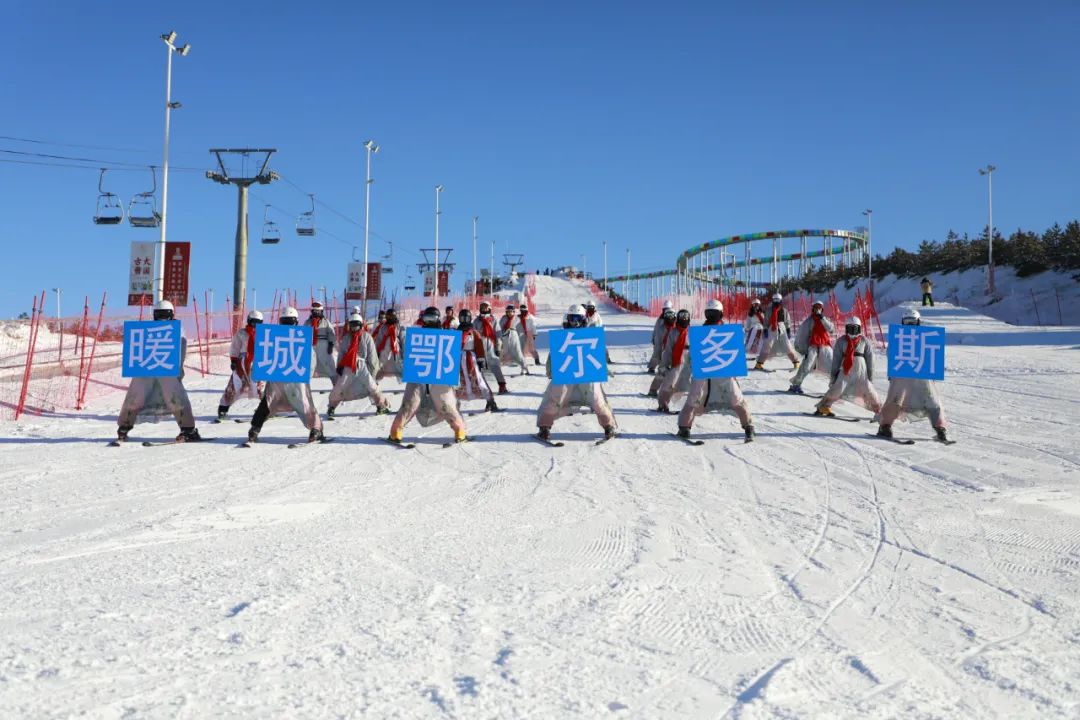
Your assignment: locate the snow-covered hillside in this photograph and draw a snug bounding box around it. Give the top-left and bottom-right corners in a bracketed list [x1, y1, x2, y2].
[2, 276, 1079, 718]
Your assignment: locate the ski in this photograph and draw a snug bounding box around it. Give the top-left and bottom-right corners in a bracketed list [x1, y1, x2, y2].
[594, 435, 617, 446]
[935, 437, 958, 446]
[107, 440, 126, 447]
[671, 432, 706, 446]
[467, 408, 506, 416]
[382, 438, 416, 450]
[442, 436, 476, 448]
[533, 434, 565, 448]
[639, 393, 659, 399]
[140, 437, 215, 447]
[804, 412, 863, 423]
[865, 433, 916, 445]
[750, 367, 776, 374]
[650, 407, 676, 415]
[288, 437, 335, 449]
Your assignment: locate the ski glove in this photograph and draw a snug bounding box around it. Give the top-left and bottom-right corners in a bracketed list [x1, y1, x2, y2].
[230, 358, 239, 371]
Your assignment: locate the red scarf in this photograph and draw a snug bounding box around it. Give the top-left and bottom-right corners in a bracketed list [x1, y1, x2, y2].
[671, 327, 689, 367]
[244, 325, 256, 373]
[442, 316, 454, 329]
[810, 316, 831, 347]
[519, 315, 530, 338]
[769, 304, 782, 331]
[461, 329, 486, 359]
[308, 317, 320, 346]
[338, 329, 364, 370]
[479, 315, 497, 342]
[377, 325, 400, 358]
[842, 335, 860, 374]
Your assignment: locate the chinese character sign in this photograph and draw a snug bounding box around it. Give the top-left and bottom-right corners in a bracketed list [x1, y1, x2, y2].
[162, 241, 190, 307]
[251, 325, 313, 382]
[128, 241, 156, 306]
[887, 324, 946, 380]
[122, 321, 182, 377]
[346, 262, 364, 301]
[550, 327, 608, 385]
[366, 262, 382, 300]
[689, 325, 748, 379]
[402, 328, 460, 385]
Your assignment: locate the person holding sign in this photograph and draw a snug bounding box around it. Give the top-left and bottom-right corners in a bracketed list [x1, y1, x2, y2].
[676, 300, 755, 443]
[307, 301, 337, 380]
[653, 309, 692, 413]
[216, 310, 265, 422]
[536, 305, 617, 443]
[327, 311, 390, 420]
[388, 307, 469, 445]
[813, 316, 882, 419]
[878, 309, 950, 443]
[788, 301, 835, 394]
[374, 308, 406, 381]
[754, 293, 800, 371]
[115, 300, 201, 444]
[456, 309, 501, 413]
[499, 304, 531, 376]
[246, 307, 325, 445]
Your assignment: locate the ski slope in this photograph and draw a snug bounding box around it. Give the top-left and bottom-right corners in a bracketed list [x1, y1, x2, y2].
[2, 275, 1079, 718]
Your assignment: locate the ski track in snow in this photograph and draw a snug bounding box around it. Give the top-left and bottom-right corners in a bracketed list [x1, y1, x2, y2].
[2, 276, 1080, 718]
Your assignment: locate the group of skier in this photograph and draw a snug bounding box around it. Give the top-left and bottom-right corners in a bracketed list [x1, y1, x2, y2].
[113, 289, 949, 448]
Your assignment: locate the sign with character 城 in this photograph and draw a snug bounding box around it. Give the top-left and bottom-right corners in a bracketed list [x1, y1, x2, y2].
[251, 325, 313, 382]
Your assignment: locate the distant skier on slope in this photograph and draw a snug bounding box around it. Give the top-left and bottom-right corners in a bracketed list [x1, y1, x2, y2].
[788, 301, 834, 394]
[677, 299, 756, 442]
[442, 305, 457, 329]
[326, 311, 390, 419]
[650, 308, 691, 411]
[306, 301, 337, 380]
[114, 300, 202, 443]
[475, 301, 509, 394]
[388, 306, 469, 444]
[877, 309, 949, 442]
[516, 304, 542, 366]
[648, 301, 675, 374]
[374, 308, 405, 381]
[813, 315, 882, 418]
[754, 293, 800, 371]
[216, 309, 265, 422]
[246, 306, 325, 444]
[456, 309, 500, 413]
[536, 304, 617, 441]
[498, 304, 530, 376]
[744, 297, 766, 357]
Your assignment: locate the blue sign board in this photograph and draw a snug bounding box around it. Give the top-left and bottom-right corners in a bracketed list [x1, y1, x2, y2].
[550, 327, 608, 385]
[402, 328, 461, 385]
[689, 325, 748, 379]
[122, 320, 182, 377]
[251, 325, 313, 382]
[887, 324, 946, 380]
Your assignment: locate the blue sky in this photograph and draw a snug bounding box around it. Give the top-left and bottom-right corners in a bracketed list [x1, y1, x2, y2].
[3, 1, 1078, 316]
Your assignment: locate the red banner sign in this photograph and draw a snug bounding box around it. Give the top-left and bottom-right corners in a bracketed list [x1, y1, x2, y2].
[366, 262, 382, 300]
[163, 241, 191, 307]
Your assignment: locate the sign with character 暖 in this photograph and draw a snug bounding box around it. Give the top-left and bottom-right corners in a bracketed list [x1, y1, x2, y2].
[251, 325, 313, 382]
[549, 327, 608, 384]
[402, 328, 460, 385]
[122, 320, 182, 377]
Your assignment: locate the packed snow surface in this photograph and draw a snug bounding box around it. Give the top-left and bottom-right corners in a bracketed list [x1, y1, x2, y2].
[2, 275, 1080, 718]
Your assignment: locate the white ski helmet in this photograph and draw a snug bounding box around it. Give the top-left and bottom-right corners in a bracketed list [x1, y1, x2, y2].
[281, 306, 299, 320]
[771, 293, 782, 303]
[845, 315, 863, 335]
[705, 298, 723, 312]
[567, 304, 586, 316]
[348, 311, 363, 324]
[662, 299, 674, 311]
[751, 297, 761, 306]
[247, 310, 264, 322]
[153, 300, 174, 313]
[152, 299, 175, 321]
[901, 308, 921, 326]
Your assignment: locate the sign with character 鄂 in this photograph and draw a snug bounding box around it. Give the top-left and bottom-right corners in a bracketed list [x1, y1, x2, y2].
[549, 327, 608, 385]
[402, 328, 460, 385]
[122, 320, 182, 377]
[887, 324, 946, 380]
[689, 325, 748, 378]
[251, 325, 313, 382]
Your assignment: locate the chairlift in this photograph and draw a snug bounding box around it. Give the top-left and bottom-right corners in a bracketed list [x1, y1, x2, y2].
[296, 194, 316, 236]
[92, 168, 124, 225]
[128, 167, 162, 228]
[261, 205, 281, 244]
[404, 273, 416, 291]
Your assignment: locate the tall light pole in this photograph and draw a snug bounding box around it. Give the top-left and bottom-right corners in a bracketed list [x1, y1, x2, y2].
[155, 31, 190, 303]
[472, 216, 478, 296]
[862, 209, 873, 282]
[603, 240, 608, 289]
[979, 165, 997, 295]
[626, 248, 631, 300]
[51, 287, 62, 321]
[433, 185, 444, 301]
[362, 140, 379, 318]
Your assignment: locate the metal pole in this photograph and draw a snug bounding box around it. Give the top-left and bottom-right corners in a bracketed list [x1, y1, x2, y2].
[155, 42, 174, 303]
[473, 216, 478, 296]
[603, 241, 608, 288]
[362, 140, 377, 317]
[988, 169, 995, 294]
[233, 184, 249, 310]
[433, 185, 443, 302]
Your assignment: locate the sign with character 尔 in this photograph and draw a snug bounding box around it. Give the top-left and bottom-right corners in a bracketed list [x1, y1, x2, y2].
[251, 325, 313, 382]
[887, 324, 946, 380]
[689, 325, 748, 378]
[402, 328, 460, 385]
[122, 320, 182, 377]
[549, 327, 608, 384]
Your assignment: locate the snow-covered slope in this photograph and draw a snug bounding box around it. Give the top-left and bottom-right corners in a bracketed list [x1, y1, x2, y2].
[2, 277, 1079, 718]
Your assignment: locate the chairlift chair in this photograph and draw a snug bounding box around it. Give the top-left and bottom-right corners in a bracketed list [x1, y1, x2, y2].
[261, 205, 281, 244]
[404, 273, 416, 291]
[128, 167, 162, 228]
[296, 193, 316, 236]
[92, 168, 124, 225]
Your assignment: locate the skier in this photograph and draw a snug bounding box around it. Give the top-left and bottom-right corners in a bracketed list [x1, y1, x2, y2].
[388, 306, 469, 444]
[114, 300, 202, 443]
[584, 300, 614, 364]
[877, 309, 949, 442]
[645, 306, 682, 398]
[475, 301, 508, 394]
[374, 307, 405, 381]
[788, 301, 834, 394]
[655, 309, 693, 413]
[442, 305, 457, 330]
[498, 304, 530, 376]
[327, 311, 390, 419]
[813, 315, 882, 418]
[372, 309, 387, 336]
[920, 277, 935, 307]
[677, 299, 756, 442]
[456, 309, 500, 413]
[516, 304, 541, 366]
[754, 293, 800, 370]
[648, 300, 675, 374]
[246, 307, 325, 444]
[215, 309, 265, 422]
[536, 304, 617, 441]
[306, 301, 337, 380]
[744, 297, 766, 356]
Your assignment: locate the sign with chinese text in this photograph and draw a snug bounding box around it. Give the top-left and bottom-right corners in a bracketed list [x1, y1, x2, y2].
[163, 241, 190, 307]
[122, 320, 182, 377]
[887, 324, 946, 380]
[128, 241, 155, 306]
[689, 325, 748, 378]
[346, 262, 364, 301]
[366, 262, 382, 300]
[550, 327, 608, 385]
[251, 325, 313, 382]
[402, 328, 460, 385]
[423, 270, 450, 296]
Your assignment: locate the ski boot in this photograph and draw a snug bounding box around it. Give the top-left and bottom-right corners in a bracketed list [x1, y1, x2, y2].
[375, 405, 392, 416]
[485, 399, 500, 412]
[677, 426, 691, 440]
[935, 426, 949, 442]
[216, 405, 229, 422]
[535, 358, 542, 367]
[247, 428, 259, 444]
[646, 390, 658, 398]
[787, 384, 804, 394]
[388, 427, 404, 443]
[326, 405, 336, 420]
[453, 428, 469, 443]
[538, 426, 551, 440]
[308, 428, 325, 443]
[498, 382, 509, 395]
[877, 424, 893, 439]
[754, 361, 765, 371]
[176, 427, 202, 443]
[656, 403, 670, 413]
[813, 407, 834, 417]
[116, 425, 132, 443]
[744, 425, 756, 442]
[792, 359, 800, 369]
[603, 425, 617, 440]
